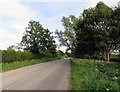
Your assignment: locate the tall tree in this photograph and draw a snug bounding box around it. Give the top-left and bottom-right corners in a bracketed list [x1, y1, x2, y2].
[74, 16, 98, 58]
[75, 2, 120, 61]
[21, 20, 56, 55]
[109, 5, 120, 55]
[55, 15, 78, 53]
[93, 2, 120, 62]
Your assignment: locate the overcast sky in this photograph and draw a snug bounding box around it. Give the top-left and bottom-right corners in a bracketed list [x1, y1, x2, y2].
[0, 0, 119, 51]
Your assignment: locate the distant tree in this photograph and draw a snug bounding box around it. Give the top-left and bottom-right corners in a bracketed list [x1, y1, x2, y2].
[55, 15, 78, 53]
[7, 45, 16, 50]
[21, 20, 56, 55]
[7, 44, 21, 51]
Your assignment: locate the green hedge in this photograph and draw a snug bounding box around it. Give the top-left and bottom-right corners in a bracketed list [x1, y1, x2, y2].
[110, 54, 120, 62]
[2, 50, 35, 63]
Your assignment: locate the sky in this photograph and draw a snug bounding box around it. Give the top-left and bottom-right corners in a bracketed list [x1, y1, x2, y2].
[0, 0, 119, 51]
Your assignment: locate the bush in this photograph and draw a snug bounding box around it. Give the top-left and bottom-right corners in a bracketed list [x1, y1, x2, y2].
[65, 51, 72, 57]
[20, 51, 35, 61]
[110, 55, 120, 62]
[43, 53, 53, 58]
[57, 50, 65, 58]
[2, 50, 35, 63]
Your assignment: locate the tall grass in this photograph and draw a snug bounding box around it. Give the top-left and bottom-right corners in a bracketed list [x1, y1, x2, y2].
[1, 57, 59, 72]
[71, 59, 120, 91]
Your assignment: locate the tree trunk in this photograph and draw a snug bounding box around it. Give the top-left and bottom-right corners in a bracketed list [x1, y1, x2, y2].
[104, 52, 107, 62]
[89, 55, 90, 59]
[106, 52, 110, 62]
[104, 51, 110, 62]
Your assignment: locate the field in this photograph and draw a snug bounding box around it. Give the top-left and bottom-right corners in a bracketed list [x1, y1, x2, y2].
[71, 59, 120, 91]
[0, 57, 59, 72]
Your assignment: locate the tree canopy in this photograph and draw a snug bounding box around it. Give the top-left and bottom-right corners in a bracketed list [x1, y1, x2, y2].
[55, 15, 78, 52]
[21, 20, 56, 55]
[56, 2, 120, 61]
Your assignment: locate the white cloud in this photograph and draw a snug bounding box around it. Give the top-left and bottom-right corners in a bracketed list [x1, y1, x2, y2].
[0, 27, 19, 49]
[0, 0, 37, 50]
[0, 0, 35, 20]
[0, 0, 119, 51]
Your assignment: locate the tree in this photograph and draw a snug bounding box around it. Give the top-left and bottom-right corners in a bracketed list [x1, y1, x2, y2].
[55, 15, 78, 53]
[92, 2, 120, 62]
[75, 2, 120, 61]
[7, 45, 16, 50]
[74, 16, 98, 58]
[7, 44, 21, 51]
[109, 5, 120, 55]
[21, 20, 56, 55]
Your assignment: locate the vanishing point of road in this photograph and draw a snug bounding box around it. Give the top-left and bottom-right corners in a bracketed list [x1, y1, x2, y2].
[1, 59, 70, 90]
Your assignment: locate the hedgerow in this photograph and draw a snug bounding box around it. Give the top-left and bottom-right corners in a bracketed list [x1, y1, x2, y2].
[2, 50, 35, 63]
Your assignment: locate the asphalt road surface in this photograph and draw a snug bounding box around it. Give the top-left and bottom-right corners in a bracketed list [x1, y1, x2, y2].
[1, 59, 70, 90]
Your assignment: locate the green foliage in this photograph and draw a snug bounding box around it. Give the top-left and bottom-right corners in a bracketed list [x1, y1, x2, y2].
[2, 49, 64, 63]
[21, 20, 56, 55]
[65, 51, 73, 57]
[75, 2, 114, 59]
[110, 55, 120, 62]
[71, 59, 120, 90]
[55, 15, 78, 52]
[57, 50, 65, 58]
[56, 2, 120, 62]
[20, 51, 35, 61]
[2, 50, 35, 63]
[1, 57, 59, 72]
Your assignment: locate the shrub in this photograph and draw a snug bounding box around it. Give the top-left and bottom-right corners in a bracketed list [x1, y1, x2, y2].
[2, 50, 16, 63]
[2, 50, 35, 63]
[110, 55, 120, 62]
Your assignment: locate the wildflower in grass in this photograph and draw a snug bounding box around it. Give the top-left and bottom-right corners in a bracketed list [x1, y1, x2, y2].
[106, 88, 109, 91]
[113, 76, 118, 80]
[101, 60, 104, 62]
[95, 68, 99, 71]
[116, 69, 118, 73]
[98, 60, 101, 62]
[102, 63, 104, 66]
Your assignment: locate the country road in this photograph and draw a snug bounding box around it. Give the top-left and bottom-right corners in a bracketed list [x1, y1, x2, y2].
[1, 59, 70, 90]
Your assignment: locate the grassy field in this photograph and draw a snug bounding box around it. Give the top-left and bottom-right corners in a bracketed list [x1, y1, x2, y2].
[71, 59, 120, 91]
[0, 57, 59, 72]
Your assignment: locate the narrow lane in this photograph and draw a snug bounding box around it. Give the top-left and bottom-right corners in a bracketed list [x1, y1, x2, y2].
[2, 59, 70, 90]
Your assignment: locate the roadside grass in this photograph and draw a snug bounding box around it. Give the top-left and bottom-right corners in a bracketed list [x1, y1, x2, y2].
[71, 59, 120, 91]
[0, 57, 59, 72]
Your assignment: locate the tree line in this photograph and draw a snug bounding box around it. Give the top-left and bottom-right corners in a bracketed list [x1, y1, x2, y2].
[56, 2, 120, 62]
[5, 2, 120, 62]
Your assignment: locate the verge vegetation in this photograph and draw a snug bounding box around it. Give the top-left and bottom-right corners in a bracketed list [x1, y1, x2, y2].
[71, 59, 120, 90]
[1, 57, 60, 72]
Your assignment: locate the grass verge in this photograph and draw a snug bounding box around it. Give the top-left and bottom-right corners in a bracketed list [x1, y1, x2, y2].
[71, 59, 120, 91]
[0, 57, 59, 72]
